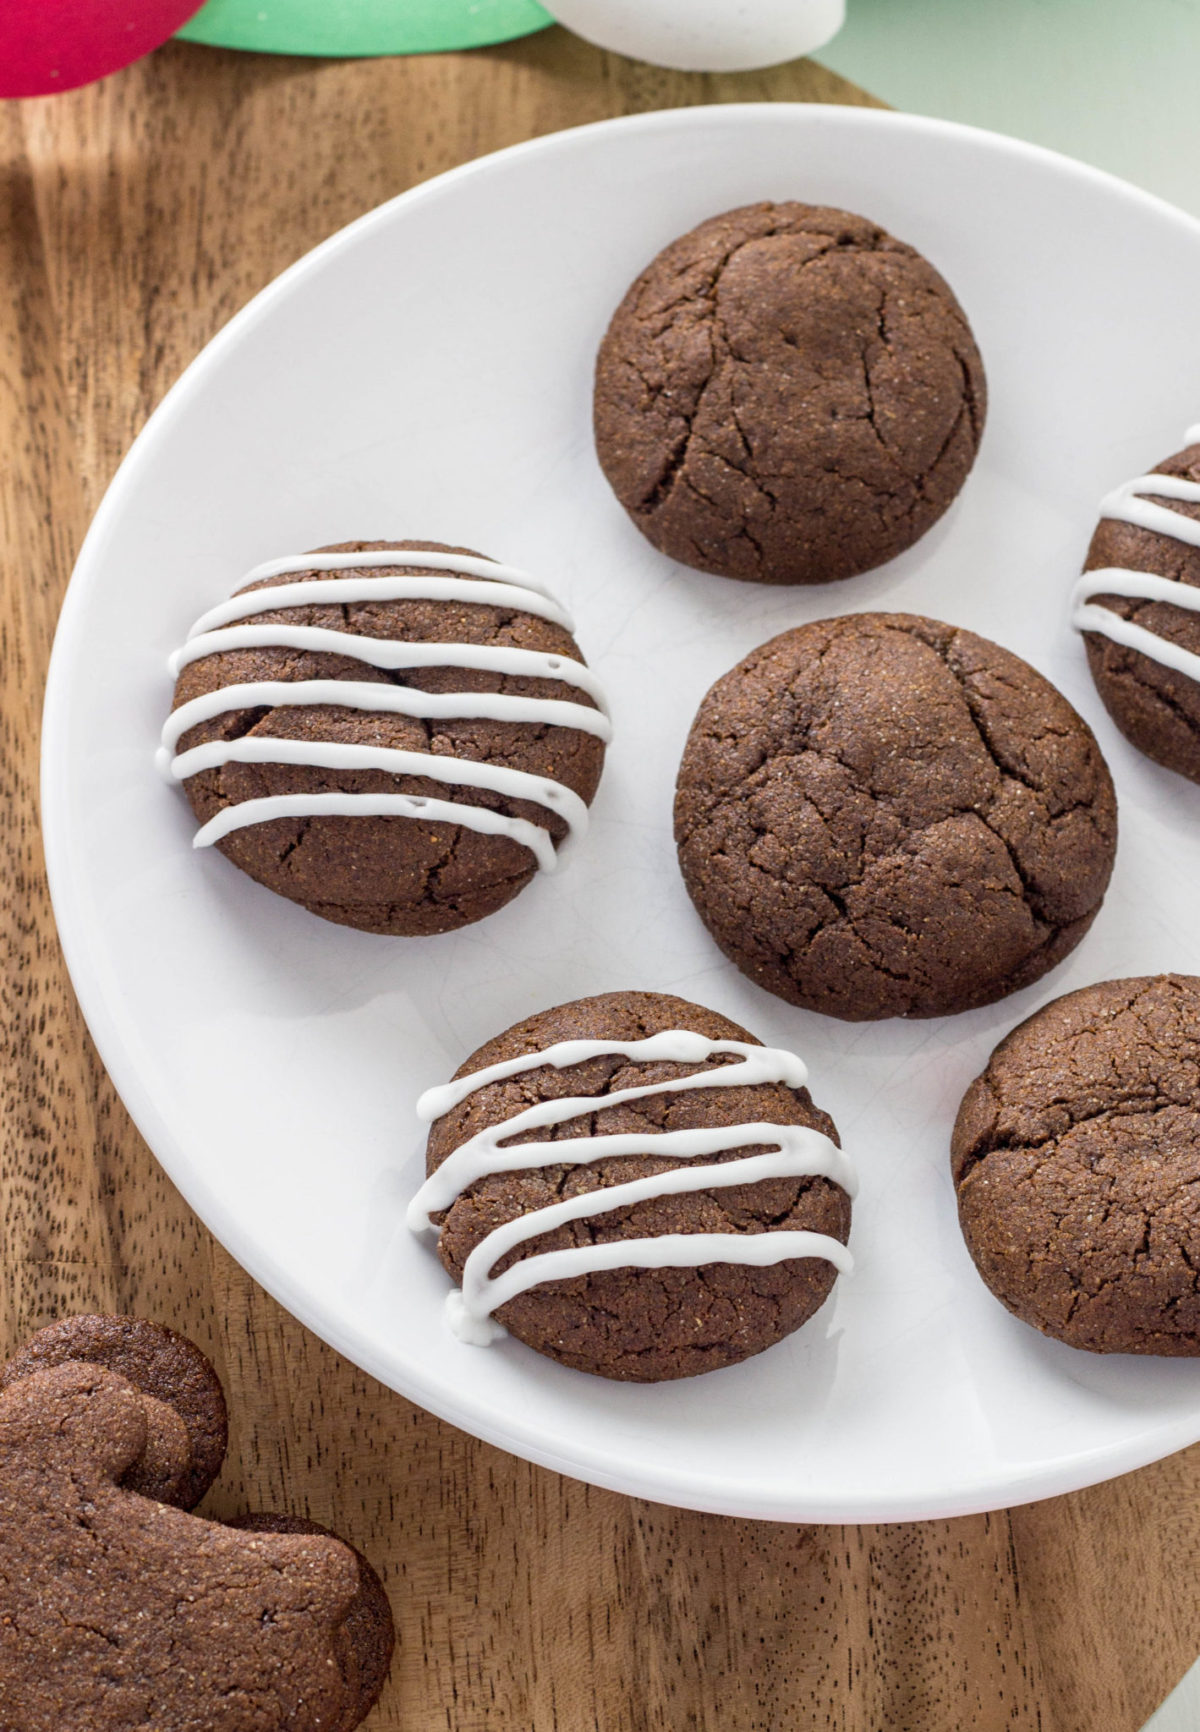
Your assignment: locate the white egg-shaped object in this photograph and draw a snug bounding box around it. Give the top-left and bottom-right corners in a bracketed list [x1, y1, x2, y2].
[542, 0, 845, 73]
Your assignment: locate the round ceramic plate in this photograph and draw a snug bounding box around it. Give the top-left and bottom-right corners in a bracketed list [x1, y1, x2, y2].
[42, 105, 1200, 1522]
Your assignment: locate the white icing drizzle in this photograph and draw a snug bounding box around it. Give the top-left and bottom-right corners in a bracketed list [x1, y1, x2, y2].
[193, 792, 558, 865]
[170, 738, 588, 862]
[159, 679, 611, 767]
[1098, 471, 1200, 547]
[1073, 569, 1200, 688]
[414, 1031, 810, 1124]
[1071, 437, 1200, 679]
[169, 628, 608, 701]
[408, 1033, 855, 1345]
[1074, 569, 1200, 616]
[163, 550, 607, 868]
[219, 546, 561, 602]
[185, 563, 573, 639]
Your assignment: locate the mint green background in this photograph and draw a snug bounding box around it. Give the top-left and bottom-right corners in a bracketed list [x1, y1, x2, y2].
[819, 0, 1200, 217]
[178, 0, 551, 56]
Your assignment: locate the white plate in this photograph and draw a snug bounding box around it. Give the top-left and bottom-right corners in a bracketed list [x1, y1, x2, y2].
[42, 105, 1200, 1523]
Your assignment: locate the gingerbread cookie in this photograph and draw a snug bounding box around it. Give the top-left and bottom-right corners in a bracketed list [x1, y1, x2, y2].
[161, 540, 610, 934]
[951, 976, 1200, 1354]
[409, 991, 855, 1381]
[0, 1315, 393, 1729]
[0, 1312, 227, 1509]
[1071, 429, 1200, 783]
[594, 202, 986, 585]
[674, 613, 1118, 1021]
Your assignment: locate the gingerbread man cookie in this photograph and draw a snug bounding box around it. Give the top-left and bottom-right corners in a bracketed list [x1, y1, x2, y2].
[0, 1315, 393, 1730]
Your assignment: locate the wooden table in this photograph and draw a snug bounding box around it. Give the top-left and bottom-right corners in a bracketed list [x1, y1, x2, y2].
[3, 29, 1199, 1731]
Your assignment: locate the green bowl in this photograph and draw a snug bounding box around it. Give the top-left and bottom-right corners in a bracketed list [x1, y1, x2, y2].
[178, 0, 553, 56]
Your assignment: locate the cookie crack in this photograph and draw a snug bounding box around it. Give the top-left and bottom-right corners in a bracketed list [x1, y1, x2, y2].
[635, 221, 878, 520]
[955, 1098, 1192, 1184]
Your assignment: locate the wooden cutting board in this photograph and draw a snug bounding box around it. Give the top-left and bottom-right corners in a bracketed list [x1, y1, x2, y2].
[2, 28, 1199, 1730]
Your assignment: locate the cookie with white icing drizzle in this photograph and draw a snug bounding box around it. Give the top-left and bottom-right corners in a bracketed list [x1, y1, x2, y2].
[1071, 430, 1200, 784]
[162, 540, 610, 933]
[410, 991, 854, 1381]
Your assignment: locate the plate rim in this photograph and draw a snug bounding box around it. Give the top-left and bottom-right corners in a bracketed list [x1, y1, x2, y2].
[41, 101, 1200, 1523]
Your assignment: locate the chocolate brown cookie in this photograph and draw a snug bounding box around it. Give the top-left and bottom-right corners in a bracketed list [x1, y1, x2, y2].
[412, 990, 854, 1381]
[674, 613, 1118, 1021]
[163, 539, 609, 934]
[0, 1315, 394, 1730]
[951, 975, 1200, 1354]
[1073, 437, 1200, 783]
[594, 202, 986, 585]
[0, 1313, 227, 1509]
[229, 1514, 395, 1723]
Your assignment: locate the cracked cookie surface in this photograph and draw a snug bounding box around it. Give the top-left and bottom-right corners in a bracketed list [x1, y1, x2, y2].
[1081, 442, 1200, 783]
[674, 613, 1117, 1021]
[951, 974, 1200, 1354]
[170, 539, 606, 935]
[427, 991, 850, 1381]
[593, 201, 986, 585]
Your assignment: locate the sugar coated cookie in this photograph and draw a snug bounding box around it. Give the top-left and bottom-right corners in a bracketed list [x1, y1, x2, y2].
[594, 202, 985, 585]
[952, 976, 1200, 1354]
[674, 613, 1117, 1020]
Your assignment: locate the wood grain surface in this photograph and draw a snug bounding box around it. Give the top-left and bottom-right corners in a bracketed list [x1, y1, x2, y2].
[2, 28, 1198, 1731]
